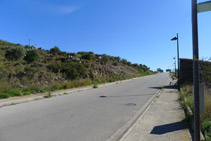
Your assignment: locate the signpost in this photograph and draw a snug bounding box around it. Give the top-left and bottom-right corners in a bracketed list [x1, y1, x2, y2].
[191, 0, 211, 140]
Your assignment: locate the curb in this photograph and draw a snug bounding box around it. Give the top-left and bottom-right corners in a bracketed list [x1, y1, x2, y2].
[107, 88, 163, 141]
[0, 74, 154, 108]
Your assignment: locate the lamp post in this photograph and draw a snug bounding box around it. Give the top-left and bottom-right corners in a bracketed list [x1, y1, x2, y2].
[171, 34, 180, 91]
[173, 57, 176, 77]
[192, 1, 211, 140]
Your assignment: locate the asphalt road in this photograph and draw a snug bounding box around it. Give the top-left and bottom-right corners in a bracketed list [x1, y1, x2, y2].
[0, 73, 170, 141]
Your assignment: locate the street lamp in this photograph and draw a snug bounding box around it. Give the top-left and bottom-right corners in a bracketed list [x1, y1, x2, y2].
[171, 34, 180, 91]
[192, 0, 211, 141]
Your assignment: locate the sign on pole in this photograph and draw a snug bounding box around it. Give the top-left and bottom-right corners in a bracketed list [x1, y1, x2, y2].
[198, 1, 211, 13]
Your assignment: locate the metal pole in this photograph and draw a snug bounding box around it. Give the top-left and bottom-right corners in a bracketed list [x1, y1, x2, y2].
[192, 0, 200, 140]
[174, 58, 176, 77]
[177, 33, 180, 91]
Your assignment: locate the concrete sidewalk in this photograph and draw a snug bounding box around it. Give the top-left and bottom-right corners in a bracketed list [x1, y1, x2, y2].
[120, 87, 192, 141]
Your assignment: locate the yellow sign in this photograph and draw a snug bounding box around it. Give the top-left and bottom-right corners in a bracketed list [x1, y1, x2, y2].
[194, 56, 199, 61]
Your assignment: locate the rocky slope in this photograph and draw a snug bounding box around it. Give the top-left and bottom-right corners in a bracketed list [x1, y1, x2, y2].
[0, 39, 152, 90]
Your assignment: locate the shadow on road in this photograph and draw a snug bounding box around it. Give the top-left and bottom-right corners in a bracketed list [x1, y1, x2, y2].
[149, 85, 177, 90]
[100, 94, 154, 98]
[150, 121, 188, 135]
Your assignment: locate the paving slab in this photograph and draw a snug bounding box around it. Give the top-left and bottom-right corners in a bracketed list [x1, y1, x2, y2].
[120, 88, 192, 141]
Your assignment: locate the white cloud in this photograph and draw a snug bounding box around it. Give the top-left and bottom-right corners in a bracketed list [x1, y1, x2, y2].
[57, 6, 80, 15]
[31, 1, 81, 15]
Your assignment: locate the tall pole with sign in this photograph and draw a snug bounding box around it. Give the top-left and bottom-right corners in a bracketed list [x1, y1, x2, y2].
[192, 0, 211, 140]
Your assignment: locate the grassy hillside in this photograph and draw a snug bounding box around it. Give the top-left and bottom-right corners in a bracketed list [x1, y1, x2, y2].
[0, 39, 153, 98]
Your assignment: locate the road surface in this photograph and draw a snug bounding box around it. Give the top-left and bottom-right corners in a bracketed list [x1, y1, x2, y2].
[0, 73, 170, 141]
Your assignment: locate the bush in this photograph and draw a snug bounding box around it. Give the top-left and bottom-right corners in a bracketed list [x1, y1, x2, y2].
[81, 53, 95, 60]
[4, 89, 23, 96]
[201, 120, 211, 140]
[113, 62, 118, 66]
[24, 50, 40, 63]
[48, 62, 87, 80]
[95, 77, 107, 83]
[52, 83, 65, 90]
[0, 93, 11, 99]
[50, 46, 61, 54]
[100, 55, 109, 64]
[93, 83, 98, 88]
[80, 79, 92, 86]
[114, 56, 121, 62]
[5, 47, 26, 61]
[22, 89, 32, 95]
[64, 82, 74, 89]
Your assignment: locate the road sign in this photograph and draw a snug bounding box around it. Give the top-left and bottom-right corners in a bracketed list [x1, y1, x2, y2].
[198, 1, 211, 13]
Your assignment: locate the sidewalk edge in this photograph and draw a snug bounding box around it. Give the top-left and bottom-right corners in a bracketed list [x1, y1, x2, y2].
[107, 88, 162, 141]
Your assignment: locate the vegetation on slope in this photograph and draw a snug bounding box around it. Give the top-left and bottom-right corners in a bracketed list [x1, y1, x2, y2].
[0, 39, 153, 99]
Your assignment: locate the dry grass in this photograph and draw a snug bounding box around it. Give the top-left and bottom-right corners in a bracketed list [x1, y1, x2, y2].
[183, 85, 193, 93]
[64, 79, 92, 89]
[202, 93, 211, 121]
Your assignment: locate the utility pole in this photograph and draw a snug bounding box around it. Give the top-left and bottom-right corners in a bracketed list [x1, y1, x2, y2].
[173, 57, 176, 77]
[192, 1, 200, 140]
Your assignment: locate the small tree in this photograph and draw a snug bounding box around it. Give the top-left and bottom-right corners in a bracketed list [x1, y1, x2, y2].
[24, 50, 40, 63]
[5, 47, 26, 61]
[114, 56, 121, 62]
[100, 55, 109, 64]
[50, 46, 61, 54]
[120, 59, 127, 64]
[81, 53, 95, 60]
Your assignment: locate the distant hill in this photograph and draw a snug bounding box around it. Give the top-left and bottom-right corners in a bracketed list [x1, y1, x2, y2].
[0, 39, 153, 92]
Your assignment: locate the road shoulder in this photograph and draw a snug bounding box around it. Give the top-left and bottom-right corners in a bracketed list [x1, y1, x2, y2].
[0, 75, 153, 108]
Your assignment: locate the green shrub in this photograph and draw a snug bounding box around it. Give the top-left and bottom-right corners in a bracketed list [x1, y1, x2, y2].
[24, 50, 40, 63]
[53, 83, 63, 90]
[61, 62, 87, 80]
[201, 120, 211, 140]
[113, 62, 118, 66]
[106, 77, 115, 82]
[100, 55, 109, 64]
[50, 46, 61, 54]
[93, 83, 98, 88]
[4, 89, 23, 96]
[94, 77, 107, 83]
[120, 59, 127, 64]
[81, 53, 95, 60]
[47, 62, 87, 80]
[0, 93, 11, 99]
[5, 47, 26, 61]
[22, 90, 32, 95]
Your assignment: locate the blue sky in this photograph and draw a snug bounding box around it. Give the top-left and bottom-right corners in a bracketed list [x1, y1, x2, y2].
[0, 0, 210, 71]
